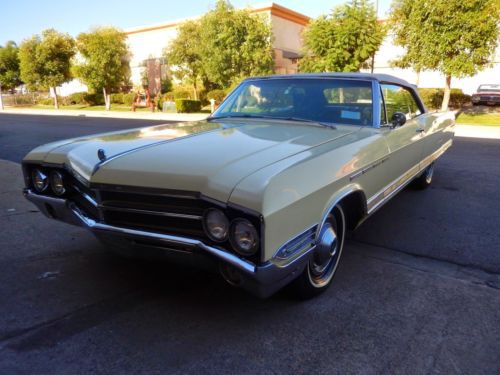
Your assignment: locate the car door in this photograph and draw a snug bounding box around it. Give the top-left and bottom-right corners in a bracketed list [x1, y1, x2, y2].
[378, 83, 426, 191]
[420, 111, 454, 165]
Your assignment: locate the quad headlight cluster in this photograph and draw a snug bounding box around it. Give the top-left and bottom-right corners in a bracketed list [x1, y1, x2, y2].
[202, 208, 259, 257]
[31, 168, 66, 196]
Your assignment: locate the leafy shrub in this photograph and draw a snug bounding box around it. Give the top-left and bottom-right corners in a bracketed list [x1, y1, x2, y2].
[83, 92, 105, 106]
[38, 97, 54, 105]
[206, 89, 227, 104]
[173, 87, 192, 99]
[175, 99, 202, 113]
[64, 92, 87, 105]
[110, 93, 124, 104]
[225, 81, 242, 95]
[123, 92, 136, 106]
[418, 88, 471, 109]
[198, 89, 209, 106]
[161, 77, 173, 93]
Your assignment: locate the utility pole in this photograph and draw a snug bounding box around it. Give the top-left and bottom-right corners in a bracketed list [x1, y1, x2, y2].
[370, 0, 379, 74]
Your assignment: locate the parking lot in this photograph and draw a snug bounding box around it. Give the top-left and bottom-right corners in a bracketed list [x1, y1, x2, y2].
[0, 114, 499, 373]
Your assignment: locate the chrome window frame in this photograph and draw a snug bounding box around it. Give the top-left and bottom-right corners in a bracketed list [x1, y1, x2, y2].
[378, 81, 427, 127]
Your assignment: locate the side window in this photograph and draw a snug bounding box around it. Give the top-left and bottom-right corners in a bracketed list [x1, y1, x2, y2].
[381, 84, 421, 122]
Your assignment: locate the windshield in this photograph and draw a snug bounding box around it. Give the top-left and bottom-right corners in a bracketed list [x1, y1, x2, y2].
[212, 78, 374, 127]
[478, 84, 500, 92]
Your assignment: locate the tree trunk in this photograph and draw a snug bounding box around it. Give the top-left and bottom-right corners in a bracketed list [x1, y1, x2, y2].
[103, 87, 111, 111]
[441, 75, 452, 112]
[0, 84, 4, 110]
[193, 81, 198, 101]
[415, 70, 421, 87]
[52, 87, 59, 109]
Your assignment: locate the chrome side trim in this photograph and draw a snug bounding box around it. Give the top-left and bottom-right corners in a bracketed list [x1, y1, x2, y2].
[366, 139, 452, 215]
[367, 163, 420, 214]
[99, 205, 202, 220]
[349, 156, 389, 181]
[273, 225, 317, 262]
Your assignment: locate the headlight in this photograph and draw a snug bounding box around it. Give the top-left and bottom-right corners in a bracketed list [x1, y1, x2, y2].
[31, 169, 48, 192]
[203, 208, 229, 242]
[230, 219, 259, 256]
[50, 171, 65, 195]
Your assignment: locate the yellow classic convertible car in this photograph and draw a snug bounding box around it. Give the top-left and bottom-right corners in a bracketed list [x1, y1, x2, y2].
[22, 73, 455, 298]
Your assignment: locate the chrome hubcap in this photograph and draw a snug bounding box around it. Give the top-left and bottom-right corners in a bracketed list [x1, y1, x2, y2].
[310, 222, 338, 277]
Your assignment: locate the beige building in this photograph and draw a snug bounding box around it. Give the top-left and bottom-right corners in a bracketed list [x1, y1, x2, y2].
[125, 2, 310, 93]
[59, 2, 498, 96]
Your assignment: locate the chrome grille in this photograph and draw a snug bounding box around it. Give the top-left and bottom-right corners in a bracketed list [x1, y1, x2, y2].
[96, 189, 210, 240]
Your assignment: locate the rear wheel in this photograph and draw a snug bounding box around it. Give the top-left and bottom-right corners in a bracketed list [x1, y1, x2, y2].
[291, 205, 346, 299]
[413, 162, 434, 190]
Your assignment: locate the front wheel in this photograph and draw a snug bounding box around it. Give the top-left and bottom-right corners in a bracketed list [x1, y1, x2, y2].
[413, 162, 435, 190]
[290, 205, 346, 299]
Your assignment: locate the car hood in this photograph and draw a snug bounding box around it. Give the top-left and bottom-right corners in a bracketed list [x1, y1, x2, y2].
[32, 120, 358, 203]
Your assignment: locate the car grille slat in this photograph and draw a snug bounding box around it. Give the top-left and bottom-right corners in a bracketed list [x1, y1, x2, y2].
[99, 205, 202, 220]
[81, 188, 211, 240]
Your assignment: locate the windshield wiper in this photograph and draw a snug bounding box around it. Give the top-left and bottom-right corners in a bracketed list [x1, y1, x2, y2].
[208, 114, 336, 129]
[207, 114, 274, 121]
[278, 117, 337, 129]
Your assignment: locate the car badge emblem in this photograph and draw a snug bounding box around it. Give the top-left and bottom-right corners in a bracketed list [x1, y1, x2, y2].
[97, 149, 107, 161]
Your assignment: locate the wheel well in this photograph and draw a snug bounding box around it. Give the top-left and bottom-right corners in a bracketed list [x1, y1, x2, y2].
[338, 191, 367, 231]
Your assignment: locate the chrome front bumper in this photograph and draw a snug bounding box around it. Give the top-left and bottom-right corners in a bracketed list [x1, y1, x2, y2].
[24, 189, 310, 297]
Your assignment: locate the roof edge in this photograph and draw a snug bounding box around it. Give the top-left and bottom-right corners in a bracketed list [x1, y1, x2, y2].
[125, 2, 310, 35]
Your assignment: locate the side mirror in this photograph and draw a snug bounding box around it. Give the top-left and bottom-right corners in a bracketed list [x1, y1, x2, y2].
[391, 112, 407, 128]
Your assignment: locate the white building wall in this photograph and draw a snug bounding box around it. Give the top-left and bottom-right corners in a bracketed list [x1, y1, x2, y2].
[55, 79, 88, 96]
[127, 26, 180, 86]
[371, 33, 500, 94]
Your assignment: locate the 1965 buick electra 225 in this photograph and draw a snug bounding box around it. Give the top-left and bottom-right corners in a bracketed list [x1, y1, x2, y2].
[22, 73, 455, 298]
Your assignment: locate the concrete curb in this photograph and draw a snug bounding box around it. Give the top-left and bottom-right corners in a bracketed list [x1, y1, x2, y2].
[454, 124, 500, 139]
[0, 108, 208, 122]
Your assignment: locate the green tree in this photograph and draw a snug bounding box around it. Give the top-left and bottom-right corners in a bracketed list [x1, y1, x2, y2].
[299, 0, 385, 73]
[390, 0, 499, 110]
[0, 41, 22, 92]
[0, 41, 22, 110]
[74, 27, 130, 110]
[166, 1, 274, 91]
[18, 29, 75, 109]
[165, 20, 204, 99]
[199, 1, 274, 88]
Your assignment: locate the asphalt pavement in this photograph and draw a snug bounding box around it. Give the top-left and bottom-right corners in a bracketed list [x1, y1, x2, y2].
[0, 114, 499, 374]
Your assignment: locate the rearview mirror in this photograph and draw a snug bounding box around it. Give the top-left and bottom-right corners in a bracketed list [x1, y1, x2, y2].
[391, 112, 407, 128]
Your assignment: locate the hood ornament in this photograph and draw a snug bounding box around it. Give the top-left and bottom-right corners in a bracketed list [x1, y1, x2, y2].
[97, 148, 107, 161]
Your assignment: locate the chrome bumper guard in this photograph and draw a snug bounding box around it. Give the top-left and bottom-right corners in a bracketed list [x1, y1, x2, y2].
[24, 189, 310, 297]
